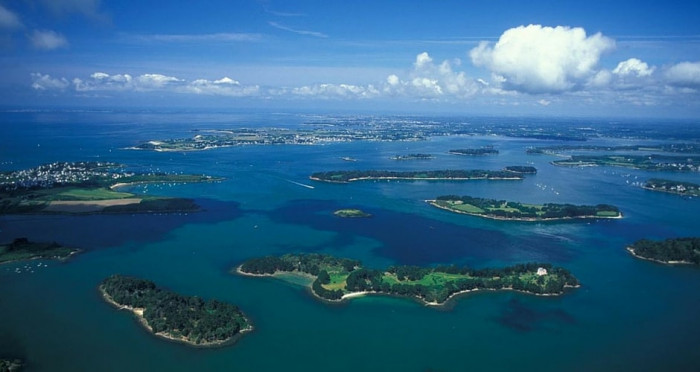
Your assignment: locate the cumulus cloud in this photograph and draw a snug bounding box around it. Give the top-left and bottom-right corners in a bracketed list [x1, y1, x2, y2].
[30, 73, 69, 90]
[470, 24, 615, 93]
[0, 5, 23, 29]
[384, 52, 479, 99]
[290, 83, 379, 99]
[29, 30, 69, 50]
[613, 58, 655, 77]
[664, 62, 700, 89]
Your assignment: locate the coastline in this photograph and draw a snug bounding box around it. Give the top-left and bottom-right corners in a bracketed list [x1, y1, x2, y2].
[427, 200, 622, 222]
[625, 246, 694, 265]
[0, 248, 80, 265]
[99, 286, 252, 347]
[641, 186, 699, 197]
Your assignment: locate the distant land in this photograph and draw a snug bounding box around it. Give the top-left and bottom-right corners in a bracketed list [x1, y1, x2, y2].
[429, 195, 621, 221]
[0, 162, 220, 214]
[503, 166, 538, 174]
[526, 143, 700, 155]
[627, 238, 700, 265]
[643, 179, 700, 196]
[0, 238, 78, 264]
[236, 253, 579, 306]
[100, 275, 251, 347]
[309, 169, 523, 183]
[551, 155, 699, 172]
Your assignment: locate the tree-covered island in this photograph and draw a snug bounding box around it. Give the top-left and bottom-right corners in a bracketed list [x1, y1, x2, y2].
[309, 169, 523, 183]
[551, 155, 699, 172]
[334, 209, 371, 218]
[643, 179, 700, 197]
[0, 162, 220, 214]
[0, 238, 78, 264]
[100, 275, 251, 346]
[627, 238, 700, 265]
[236, 253, 579, 305]
[428, 195, 621, 221]
[526, 143, 700, 155]
[390, 153, 434, 160]
[449, 147, 498, 156]
[503, 166, 538, 174]
[0, 359, 22, 372]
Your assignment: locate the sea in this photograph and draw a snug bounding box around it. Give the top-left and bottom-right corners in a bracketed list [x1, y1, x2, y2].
[0, 109, 698, 371]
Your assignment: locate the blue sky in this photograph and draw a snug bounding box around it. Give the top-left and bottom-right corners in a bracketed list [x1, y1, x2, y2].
[2, 0, 700, 117]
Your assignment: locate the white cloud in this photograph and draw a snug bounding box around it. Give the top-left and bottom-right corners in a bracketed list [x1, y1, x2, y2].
[613, 58, 655, 77]
[30, 73, 69, 90]
[136, 74, 181, 89]
[290, 83, 379, 99]
[185, 77, 260, 96]
[470, 24, 615, 93]
[29, 30, 69, 50]
[268, 21, 328, 38]
[0, 5, 23, 29]
[664, 62, 700, 89]
[384, 52, 479, 99]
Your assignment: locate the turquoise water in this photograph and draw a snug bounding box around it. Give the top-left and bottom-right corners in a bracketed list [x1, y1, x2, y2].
[0, 110, 698, 371]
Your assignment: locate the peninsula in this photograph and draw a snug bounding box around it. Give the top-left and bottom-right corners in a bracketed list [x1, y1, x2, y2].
[236, 253, 579, 306]
[627, 237, 700, 265]
[0, 161, 220, 214]
[526, 143, 700, 155]
[643, 178, 700, 196]
[309, 169, 523, 183]
[0, 238, 78, 264]
[100, 275, 251, 346]
[428, 195, 621, 221]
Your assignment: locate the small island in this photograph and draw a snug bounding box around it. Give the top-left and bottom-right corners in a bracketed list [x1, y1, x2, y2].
[0, 359, 22, 372]
[334, 209, 372, 218]
[0, 238, 78, 264]
[391, 153, 434, 161]
[449, 147, 498, 156]
[428, 195, 621, 221]
[643, 178, 700, 197]
[503, 165, 538, 174]
[551, 155, 699, 172]
[627, 237, 700, 265]
[236, 253, 579, 306]
[100, 275, 251, 347]
[309, 169, 523, 183]
[0, 162, 220, 214]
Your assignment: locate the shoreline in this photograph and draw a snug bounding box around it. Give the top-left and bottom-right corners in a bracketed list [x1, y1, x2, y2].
[625, 246, 694, 265]
[427, 200, 622, 222]
[99, 287, 252, 348]
[236, 266, 575, 308]
[641, 186, 699, 197]
[0, 248, 81, 266]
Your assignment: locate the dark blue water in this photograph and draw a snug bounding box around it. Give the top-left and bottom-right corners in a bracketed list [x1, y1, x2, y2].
[0, 110, 698, 371]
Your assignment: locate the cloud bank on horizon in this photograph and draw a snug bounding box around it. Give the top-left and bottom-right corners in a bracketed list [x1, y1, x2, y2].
[3, 1, 700, 115]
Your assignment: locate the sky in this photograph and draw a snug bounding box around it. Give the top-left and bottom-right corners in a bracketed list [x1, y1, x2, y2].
[1, 0, 700, 117]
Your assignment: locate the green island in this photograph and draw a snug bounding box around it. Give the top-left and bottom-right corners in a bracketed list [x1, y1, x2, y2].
[0, 161, 220, 214]
[428, 195, 621, 221]
[237, 253, 579, 305]
[390, 153, 434, 160]
[334, 209, 372, 218]
[551, 155, 700, 171]
[504, 165, 538, 174]
[643, 178, 700, 196]
[449, 147, 498, 156]
[309, 169, 523, 183]
[526, 143, 700, 155]
[0, 238, 78, 264]
[100, 275, 251, 347]
[627, 237, 700, 265]
[0, 359, 22, 372]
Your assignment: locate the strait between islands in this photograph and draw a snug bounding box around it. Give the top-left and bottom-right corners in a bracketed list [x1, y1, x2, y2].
[235, 253, 580, 306]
